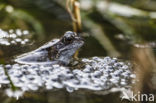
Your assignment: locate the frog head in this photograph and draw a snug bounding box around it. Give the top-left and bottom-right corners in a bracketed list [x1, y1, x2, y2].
[55, 31, 84, 65]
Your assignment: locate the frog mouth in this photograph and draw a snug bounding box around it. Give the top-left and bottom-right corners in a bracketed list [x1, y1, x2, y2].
[68, 39, 84, 49]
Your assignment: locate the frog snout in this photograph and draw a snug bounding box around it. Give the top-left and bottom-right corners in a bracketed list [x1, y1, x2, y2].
[75, 36, 84, 41]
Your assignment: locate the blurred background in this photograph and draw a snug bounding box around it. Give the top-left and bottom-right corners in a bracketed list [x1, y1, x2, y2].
[0, 0, 156, 103]
[0, 0, 156, 58]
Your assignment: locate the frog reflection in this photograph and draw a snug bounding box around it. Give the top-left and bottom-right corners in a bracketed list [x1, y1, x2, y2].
[15, 31, 84, 65]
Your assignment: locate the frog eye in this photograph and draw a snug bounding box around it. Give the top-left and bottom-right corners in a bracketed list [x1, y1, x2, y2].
[62, 31, 77, 44]
[64, 36, 74, 43]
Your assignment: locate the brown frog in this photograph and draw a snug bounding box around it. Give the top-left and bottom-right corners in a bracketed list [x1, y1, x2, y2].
[15, 31, 84, 65]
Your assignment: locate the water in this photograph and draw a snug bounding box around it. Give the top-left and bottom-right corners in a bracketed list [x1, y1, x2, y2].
[0, 28, 136, 102]
[0, 57, 135, 96]
[0, 0, 156, 103]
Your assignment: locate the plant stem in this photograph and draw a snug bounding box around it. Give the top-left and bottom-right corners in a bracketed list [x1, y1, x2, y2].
[72, 0, 82, 33]
[66, 0, 82, 33]
[3, 67, 17, 91]
[66, 0, 82, 58]
[72, 0, 82, 58]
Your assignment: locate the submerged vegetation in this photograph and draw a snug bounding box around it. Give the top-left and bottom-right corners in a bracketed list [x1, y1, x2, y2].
[0, 0, 156, 103]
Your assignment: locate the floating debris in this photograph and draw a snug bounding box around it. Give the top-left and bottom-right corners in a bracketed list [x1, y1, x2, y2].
[0, 57, 135, 97]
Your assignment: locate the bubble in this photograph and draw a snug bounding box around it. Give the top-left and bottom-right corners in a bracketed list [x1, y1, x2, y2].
[24, 39, 29, 42]
[15, 38, 22, 42]
[16, 29, 22, 36]
[11, 40, 16, 44]
[5, 89, 24, 99]
[5, 64, 12, 69]
[21, 41, 26, 45]
[10, 34, 17, 38]
[23, 30, 29, 35]
[9, 29, 14, 33]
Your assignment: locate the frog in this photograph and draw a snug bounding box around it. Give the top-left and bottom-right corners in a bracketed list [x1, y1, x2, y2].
[15, 31, 84, 65]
